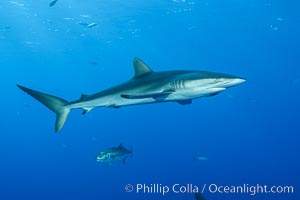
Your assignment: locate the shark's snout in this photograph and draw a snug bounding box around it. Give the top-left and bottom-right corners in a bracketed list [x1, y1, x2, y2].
[228, 78, 246, 87]
[216, 77, 246, 88]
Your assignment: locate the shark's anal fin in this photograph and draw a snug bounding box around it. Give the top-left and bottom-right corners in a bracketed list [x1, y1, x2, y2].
[121, 91, 173, 100]
[177, 99, 192, 105]
[82, 107, 93, 115]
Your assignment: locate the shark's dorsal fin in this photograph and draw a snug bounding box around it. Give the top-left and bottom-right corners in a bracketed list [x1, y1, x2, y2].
[133, 57, 153, 78]
[118, 143, 123, 148]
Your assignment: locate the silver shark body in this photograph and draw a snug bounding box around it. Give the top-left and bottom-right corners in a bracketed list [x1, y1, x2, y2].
[96, 144, 132, 164]
[17, 57, 245, 132]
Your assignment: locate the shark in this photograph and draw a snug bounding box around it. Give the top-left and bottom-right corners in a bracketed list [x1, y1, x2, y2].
[49, 0, 58, 7]
[17, 57, 245, 133]
[194, 192, 206, 200]
[96, 143, 132, 164]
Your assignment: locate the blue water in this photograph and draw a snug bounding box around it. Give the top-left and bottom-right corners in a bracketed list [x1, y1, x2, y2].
[1, 0, 299, 199]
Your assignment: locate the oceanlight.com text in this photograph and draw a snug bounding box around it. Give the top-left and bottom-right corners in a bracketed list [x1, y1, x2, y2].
[124, 183, 294, 196]
[207, 183, 294, 196]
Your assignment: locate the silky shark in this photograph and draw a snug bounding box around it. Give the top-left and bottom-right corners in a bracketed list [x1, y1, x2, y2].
[17, 57, 245, 133]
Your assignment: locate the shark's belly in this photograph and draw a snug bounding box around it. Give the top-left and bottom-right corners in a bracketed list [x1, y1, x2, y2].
[165, 87, 226, 101]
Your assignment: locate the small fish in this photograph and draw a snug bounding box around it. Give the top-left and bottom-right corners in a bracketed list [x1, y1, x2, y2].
[270, 25, 279, 31]
[80, 14, 91, 18]
[277, 17, 283, 21]
[10, 1, 25, 7]
[78, 22, 97, 28]
[64, 17, 74, 21]
[194, 156, 208, 161]
[96, 144, 132, 164]
[88, 61, 99, 65]
[86, 22, 97, 28]
[49, 0, 58, 7]
[78, 22, 89, 27]
[0, 26, 11, 32]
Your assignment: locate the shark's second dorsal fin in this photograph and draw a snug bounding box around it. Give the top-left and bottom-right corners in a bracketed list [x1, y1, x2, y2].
[133, 57, 153, 78]
[80, 94, 88, 100]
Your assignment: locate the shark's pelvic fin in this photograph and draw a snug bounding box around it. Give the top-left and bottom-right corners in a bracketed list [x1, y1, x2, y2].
[133, 57, 153, 78]
[17, 85, 70, 132]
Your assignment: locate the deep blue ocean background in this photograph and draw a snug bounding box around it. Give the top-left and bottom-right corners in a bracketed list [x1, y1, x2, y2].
[1, 0, 299, 199]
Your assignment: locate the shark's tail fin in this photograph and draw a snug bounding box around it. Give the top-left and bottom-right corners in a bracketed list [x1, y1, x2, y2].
[17, 85, 70, 132]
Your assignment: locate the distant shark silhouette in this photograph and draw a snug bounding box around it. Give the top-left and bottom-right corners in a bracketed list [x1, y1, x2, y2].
[49, 0, 58, 7]
[195, 192, 206, 200]
[17, 57, 245, 132]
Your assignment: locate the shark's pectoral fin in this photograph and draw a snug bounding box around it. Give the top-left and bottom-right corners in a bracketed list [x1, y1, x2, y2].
[121, 94, 140, 99]
[121, 91, 173, 100]
[177, 99, 192, 105]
